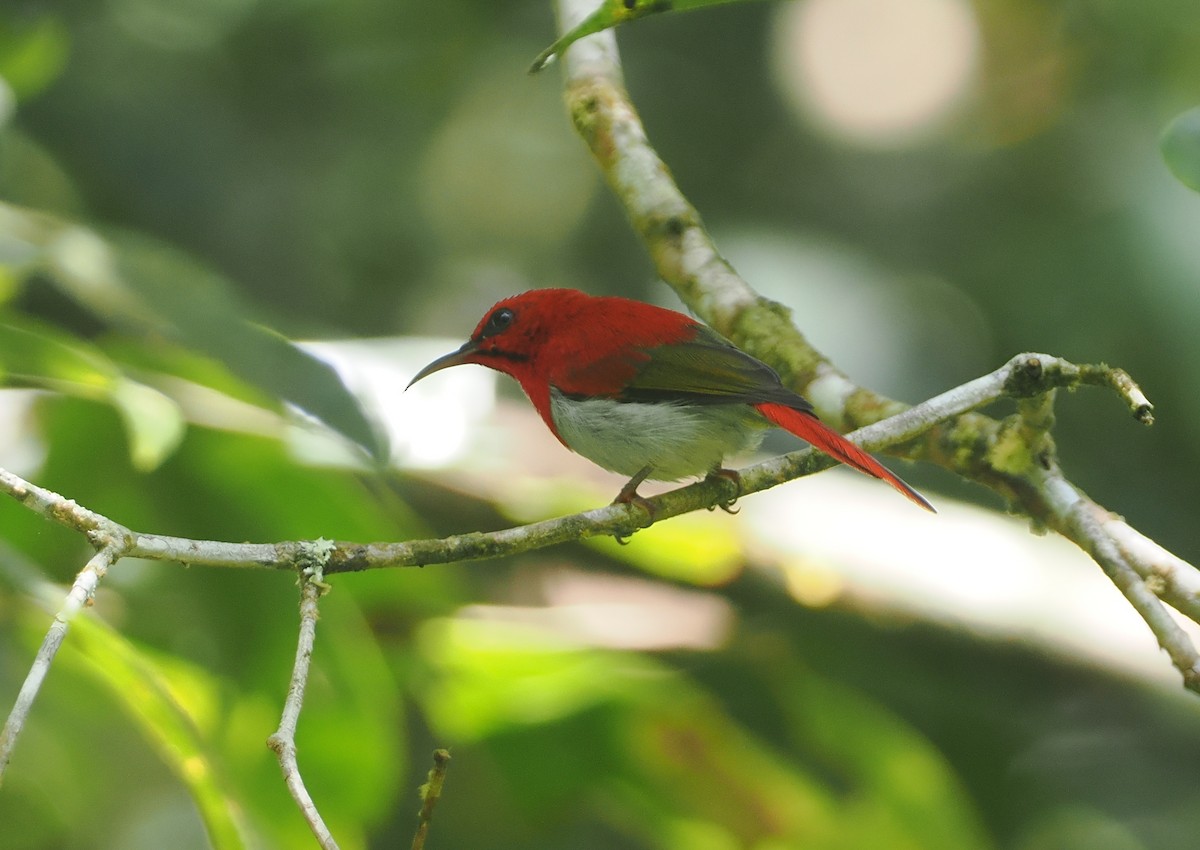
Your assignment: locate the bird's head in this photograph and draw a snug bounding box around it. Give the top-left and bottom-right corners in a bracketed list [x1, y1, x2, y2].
[406, 289, 589, 389]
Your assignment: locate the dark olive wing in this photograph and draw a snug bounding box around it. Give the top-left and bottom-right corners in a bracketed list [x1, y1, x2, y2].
[617, 325, 813, 413]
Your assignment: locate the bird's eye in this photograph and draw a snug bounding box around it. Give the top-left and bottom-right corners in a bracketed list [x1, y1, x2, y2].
[623, 0, 636, 9]
[481, 307, 515, 338]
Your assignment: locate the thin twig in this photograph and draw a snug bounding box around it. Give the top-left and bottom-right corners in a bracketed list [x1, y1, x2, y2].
[0, 467, 117, 537]
[267, 543, 337, 850]
[411, 749, 452, 850]
[0, 543, 123, 785]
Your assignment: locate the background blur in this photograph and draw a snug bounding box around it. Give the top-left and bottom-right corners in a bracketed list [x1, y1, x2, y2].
[2, 0, 1200, 848]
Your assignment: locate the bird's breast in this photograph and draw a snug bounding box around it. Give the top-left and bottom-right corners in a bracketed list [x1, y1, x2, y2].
[548, 389, 767, 481]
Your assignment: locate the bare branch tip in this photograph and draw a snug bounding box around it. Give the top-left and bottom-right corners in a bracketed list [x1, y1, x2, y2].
[412, 749, 452, 850]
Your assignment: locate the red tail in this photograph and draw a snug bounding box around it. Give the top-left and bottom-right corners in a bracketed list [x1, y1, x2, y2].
[757, 403, 934, 512]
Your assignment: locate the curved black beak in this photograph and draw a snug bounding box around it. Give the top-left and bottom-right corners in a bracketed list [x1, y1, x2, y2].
[406, 340, 479, 390]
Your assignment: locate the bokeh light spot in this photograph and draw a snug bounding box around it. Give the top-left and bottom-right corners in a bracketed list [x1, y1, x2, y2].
[772, 0, 980, 146]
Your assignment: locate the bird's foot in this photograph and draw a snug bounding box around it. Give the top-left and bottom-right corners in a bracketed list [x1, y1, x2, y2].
[612, 466, 656, 544]
[704, 468, 742, 514]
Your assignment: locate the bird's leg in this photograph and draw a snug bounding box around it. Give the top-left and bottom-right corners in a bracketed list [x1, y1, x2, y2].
[613, 465, 654, 505]
[704, 467, 742, 514]
[612, 465, 656, 544]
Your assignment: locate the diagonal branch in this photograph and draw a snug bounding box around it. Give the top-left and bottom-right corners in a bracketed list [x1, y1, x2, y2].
[0, 542, 125, 783]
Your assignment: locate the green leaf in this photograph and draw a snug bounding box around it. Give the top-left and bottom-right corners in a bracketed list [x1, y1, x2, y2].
[109, 376, 188, 471]
[416, 616, 991, 849]
[0, 555, 259, 850]
[0, 314, 185, 470]
[0, 314, 117, 388]
[418, 617, 658, 741]
[0, 203, 387, 461]
[768, 655, 992, 850]
[1161, 106, 1200, 193]
[108, 232, 387, 462]
[0, 13, 70, 100]
[530, 0, 754, 72]
[61, 615, 260, 850]
[103, 337, 271, 406]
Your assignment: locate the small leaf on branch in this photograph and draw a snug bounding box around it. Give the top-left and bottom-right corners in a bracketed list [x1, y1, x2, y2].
[530, 0, 756, 72]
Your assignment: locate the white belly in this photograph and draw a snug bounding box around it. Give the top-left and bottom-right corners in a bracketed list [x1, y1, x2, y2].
[549, 389, 767, 481]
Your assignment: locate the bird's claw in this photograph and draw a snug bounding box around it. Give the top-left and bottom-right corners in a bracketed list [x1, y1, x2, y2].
[611, 466, 656, 543]
[705, 468, 743, 514]
[612, 493, 656, 544]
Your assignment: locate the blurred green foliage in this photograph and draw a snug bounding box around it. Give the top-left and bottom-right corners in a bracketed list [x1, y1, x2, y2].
[2, 1, 1200, 849]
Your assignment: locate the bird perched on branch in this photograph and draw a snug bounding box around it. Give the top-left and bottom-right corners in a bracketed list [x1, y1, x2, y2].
[408, 288, 933, 513]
